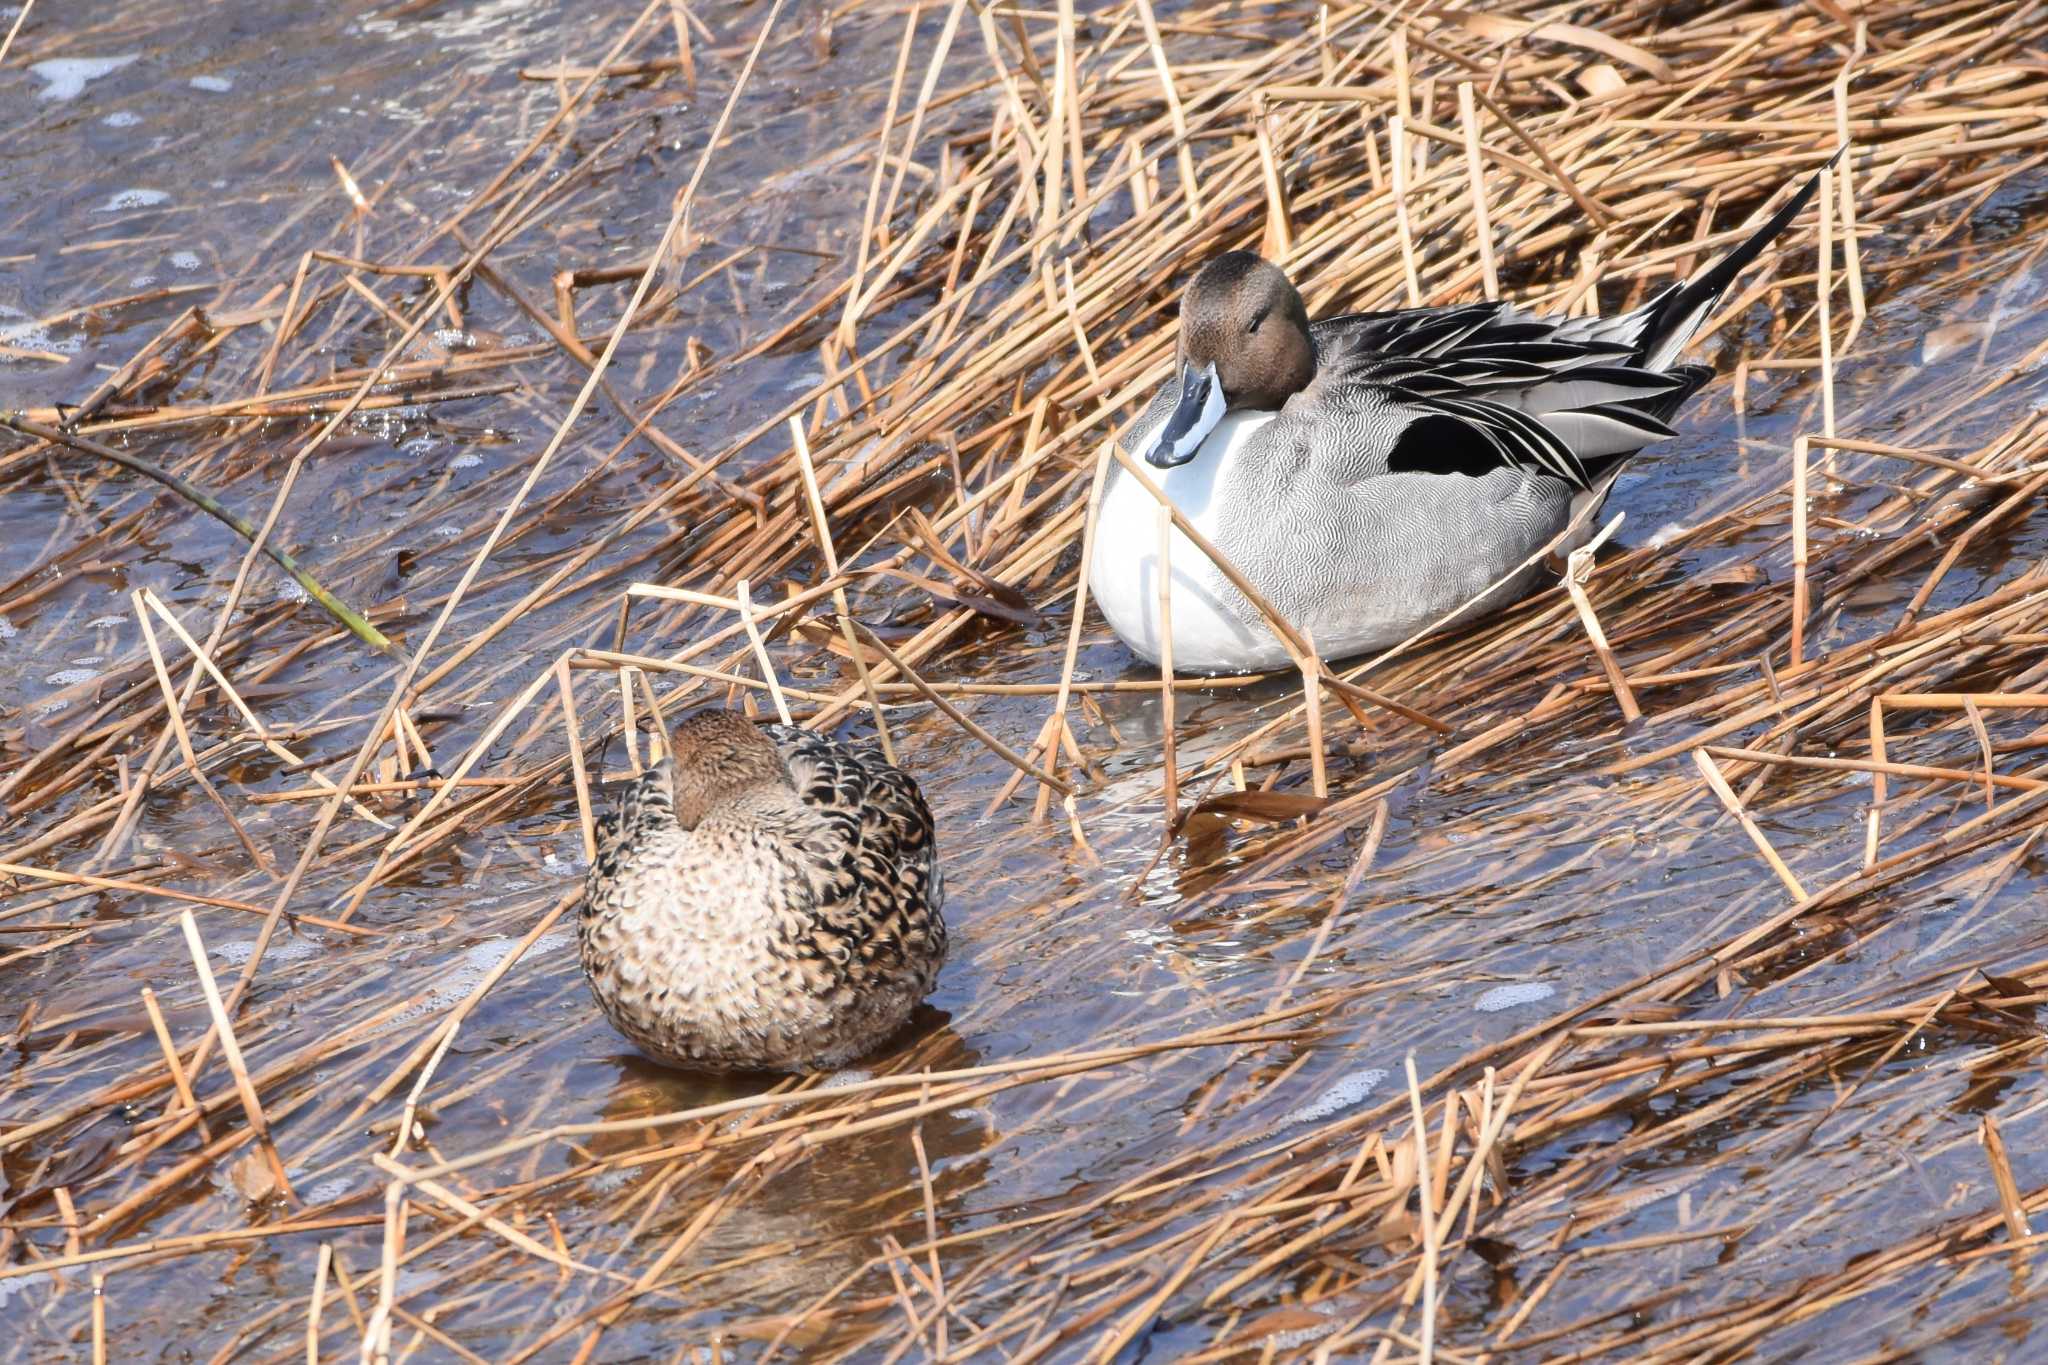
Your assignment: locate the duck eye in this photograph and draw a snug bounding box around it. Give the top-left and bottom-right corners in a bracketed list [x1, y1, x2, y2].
[1247, 306, 1270, 336]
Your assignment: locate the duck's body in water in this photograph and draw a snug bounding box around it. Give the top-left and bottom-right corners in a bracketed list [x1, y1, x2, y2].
[580, 711, 945, 1073]
[1090, 156, 1841, 674]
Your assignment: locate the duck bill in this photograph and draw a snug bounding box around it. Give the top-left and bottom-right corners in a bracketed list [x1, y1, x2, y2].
[1146, 361, 1226, 468]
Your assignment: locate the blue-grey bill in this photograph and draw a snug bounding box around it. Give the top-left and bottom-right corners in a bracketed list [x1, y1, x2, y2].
[1147, 362, 1223, 468]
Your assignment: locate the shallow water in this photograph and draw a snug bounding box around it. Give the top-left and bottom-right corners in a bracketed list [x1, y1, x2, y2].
[5, 0, 2048, 1361]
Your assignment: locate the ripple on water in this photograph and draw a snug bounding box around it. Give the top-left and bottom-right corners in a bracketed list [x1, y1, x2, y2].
[1474, 981, 1557, 1013]
[31, 55, 138, 101]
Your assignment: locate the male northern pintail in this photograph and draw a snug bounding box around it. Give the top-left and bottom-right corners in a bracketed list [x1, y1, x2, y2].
[1090, 158, 1836, 674]
[580, 710, 945, 1072]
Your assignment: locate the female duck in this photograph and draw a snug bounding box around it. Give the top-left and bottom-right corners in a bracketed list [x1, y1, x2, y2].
[1090, 159, 1836, 674]
[580, 710, 945, 1072]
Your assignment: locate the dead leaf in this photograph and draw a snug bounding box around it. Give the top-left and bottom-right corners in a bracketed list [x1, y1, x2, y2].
[1428, 13, 1673, 81]
[1698, 563, 1767, 589]
[229, 1150, 278, 1203]
[1577, 62, 1627, 97]
[1193, 791, 1334, 822]
[1921, 321, 1992, 365]
[1374, 1201, 1418, 1249]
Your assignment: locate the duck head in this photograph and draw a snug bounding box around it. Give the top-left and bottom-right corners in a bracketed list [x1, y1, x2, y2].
[1146, 252, 1314, 468]
[664, 710, 793, 830]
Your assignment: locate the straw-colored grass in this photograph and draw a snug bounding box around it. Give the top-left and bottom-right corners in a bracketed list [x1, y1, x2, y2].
[5, 0, 2048, 1358]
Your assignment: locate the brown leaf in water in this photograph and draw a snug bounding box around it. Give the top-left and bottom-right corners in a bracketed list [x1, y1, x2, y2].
[1698, 563, 1766, 589]
[1193, 791, 1334, 822]
[1226, 1306, 1333, 1347]
[229, 1150, 278, 1203]
[1921, 321, 1993, 365]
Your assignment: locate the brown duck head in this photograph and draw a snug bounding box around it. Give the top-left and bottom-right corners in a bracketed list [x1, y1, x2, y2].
[1147, 252, 1314, 468]
[663, 710, 794, 830]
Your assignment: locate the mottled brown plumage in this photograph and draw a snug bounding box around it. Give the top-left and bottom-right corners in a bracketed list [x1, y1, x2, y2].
[579, 710, 946, 1072]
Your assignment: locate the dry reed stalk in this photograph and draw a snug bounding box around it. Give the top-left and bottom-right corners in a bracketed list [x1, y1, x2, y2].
[735, 578, 793, 726]
[1979, 1114, 2031, 1242]
[1156, 503, 1180, 828]
[848, 620, 1070, 795]
[0, 0, 33, 66]
[1032, 441, 1115, 822]
[308, 1243, 332, 1365]
[175, 911, 295, 1204]
[1691, 749, 1809, 901]
[139, 987, 210, 1143]
[1562, 514, 1640, 722]
[789, 417, 897, 763]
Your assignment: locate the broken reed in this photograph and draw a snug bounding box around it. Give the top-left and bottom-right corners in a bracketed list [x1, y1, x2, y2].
[5, 0, 2048, 1359]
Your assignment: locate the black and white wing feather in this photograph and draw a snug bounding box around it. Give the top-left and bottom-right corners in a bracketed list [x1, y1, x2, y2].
[1296, 156, 1839, 491]
[1305, 302, 1711, 492]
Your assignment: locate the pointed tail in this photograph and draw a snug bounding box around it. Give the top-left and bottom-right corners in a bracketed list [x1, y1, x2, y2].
[1636, 148, 1845, 370]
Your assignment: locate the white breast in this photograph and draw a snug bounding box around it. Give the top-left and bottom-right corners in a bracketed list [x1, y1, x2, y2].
[1088, 411, 1295, 674]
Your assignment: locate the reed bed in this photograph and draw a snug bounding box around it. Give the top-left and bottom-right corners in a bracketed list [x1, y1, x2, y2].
[4, 0, 2048, 1358]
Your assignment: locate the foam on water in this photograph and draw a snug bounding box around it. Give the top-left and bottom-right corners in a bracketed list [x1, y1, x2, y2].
[1278, 1067, 1389, 1127]
[1267, 1314, 1340, 1349]
[304, 1177, 355, 1205]
[31, 55, 138, 101]
[1474, 981, 1557, 1013]
[0, 1271, 49, 1307]
[102, 110, 142, 128]
[0, 314, 83, 354]
[44, 668, 99, 686]
[214, 937, 318, 966]
[529, 928, 576, 956]
[819, 1068, 874, 1090]
[432, 523, 463, 538]
[189, 75, 234, 93]
[382, 938, 533, 1028]
[0, 618, 16, 639]
[101, 188, 170, 210]
[275, 578, 309, 604]
[169, 250, 202, 271]
[86, 615, 125, 629]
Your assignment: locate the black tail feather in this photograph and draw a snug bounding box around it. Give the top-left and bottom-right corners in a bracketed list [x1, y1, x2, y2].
[1635, 148, 1845, 367]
